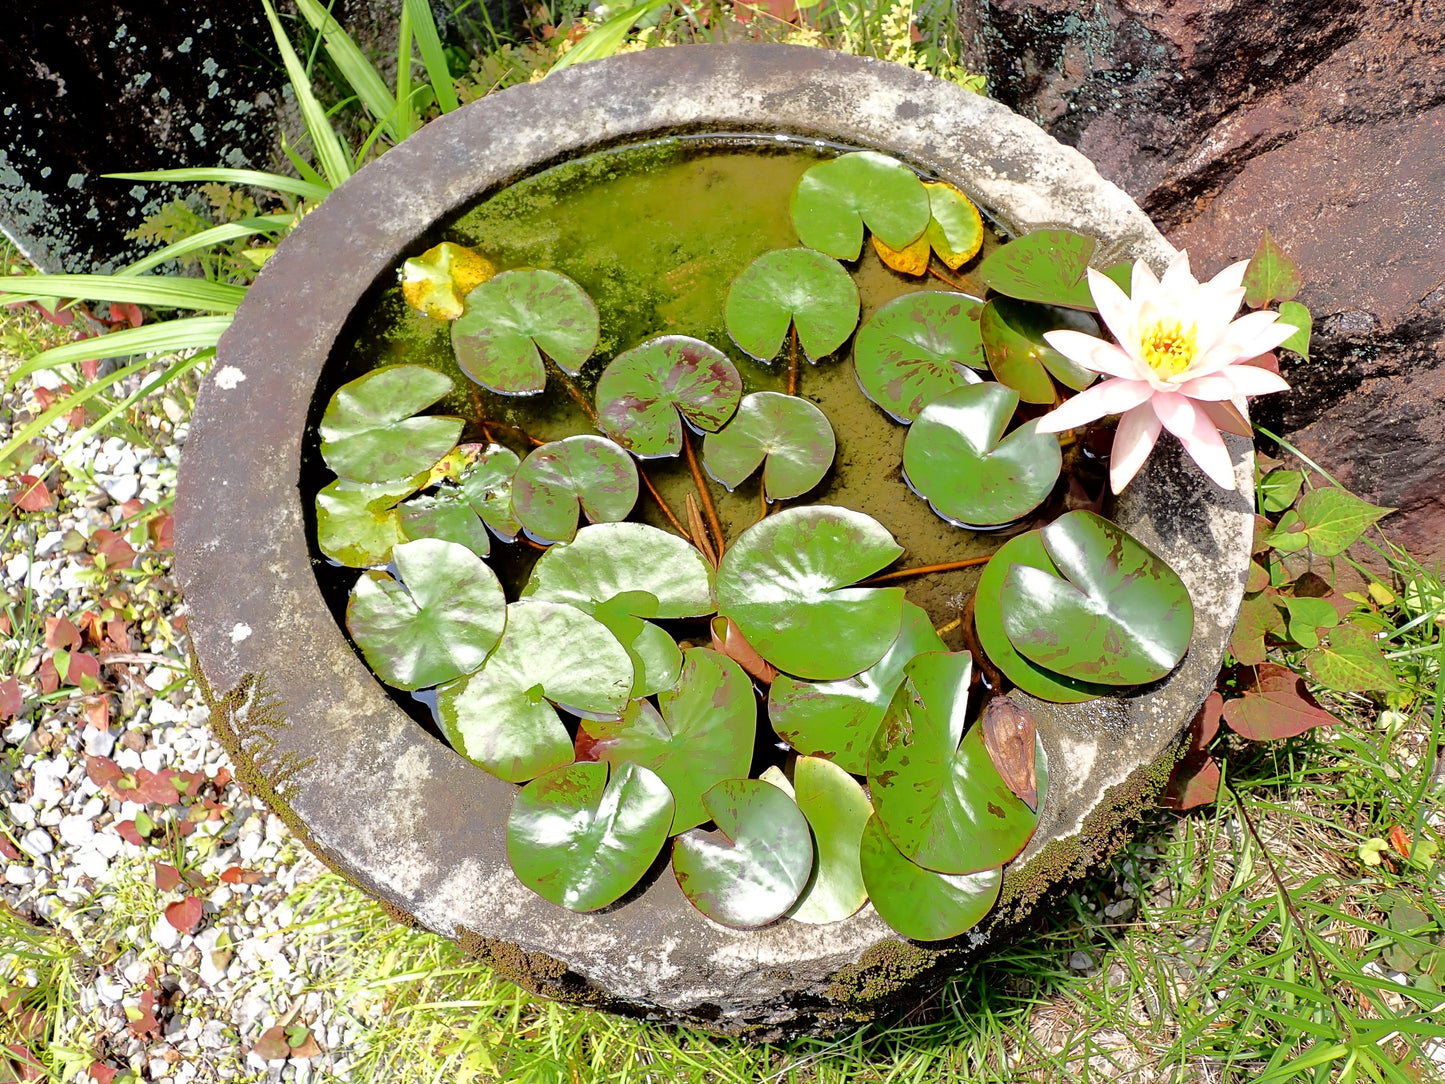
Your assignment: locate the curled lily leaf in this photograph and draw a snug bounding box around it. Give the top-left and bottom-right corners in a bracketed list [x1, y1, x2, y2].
[401, 241, 496, 320]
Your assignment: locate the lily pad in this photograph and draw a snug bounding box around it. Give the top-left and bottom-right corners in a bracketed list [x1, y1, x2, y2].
[716, 506, 905, 681]
[702, 392, 836, 502]
[980, 297, 1100, 404]
[868, 651, 1045, 874]
[901, 383, 1061, 527]
[672, 778, 815, 928]
[576, 648, 755, 833]
[978, 230, 1101, 311]
[451, 268, 599, 395]
[595, 336, 743, 457]
[319, 365, 462, 483]
[397, 484, 492, 557]
[974, 530, 1115, 703]
[790, 151, 931, 260]
[507, 761, 674, 912]
[589, 594, 683, 698]
[923, 182, 985, 269]
[788, 757, 872, 924]
[871, 231, 932, 276]
[523, 521, 716, 616]
[511, 435, 639, 544]
[768, 601, 945, 775]
[458, 443, 523, 541]
[858, 814, 1002, 941]
[724, 249, 860, 363]
[436, 600, 633, 783]
[345, 538, 506, 690]
[853, 291, 986, 423]
[1000, 510, 1194, 685]
[315, 475, 423, 568]
[401, 241, 496, 321]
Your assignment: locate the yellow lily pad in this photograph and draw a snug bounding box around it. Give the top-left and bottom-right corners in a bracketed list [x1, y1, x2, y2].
[401, 241, 496, 321]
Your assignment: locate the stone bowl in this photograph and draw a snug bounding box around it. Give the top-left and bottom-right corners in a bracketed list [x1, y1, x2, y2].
[174, 44, 1253, 1037]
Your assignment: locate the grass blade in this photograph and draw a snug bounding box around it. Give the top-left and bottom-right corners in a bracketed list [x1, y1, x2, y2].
[118, 216, 293, 277]
[0, 354, 161, 469]
[395, 2, 415, 142]
[404, 0, 459, 112]
[0, 275, 246, 313]
[4, 316, 232, 389]
[548, 0, 670, 73]
[261, 0, 354, 189]
[103, 168, 330, 203]
[296, 0, 407, 142]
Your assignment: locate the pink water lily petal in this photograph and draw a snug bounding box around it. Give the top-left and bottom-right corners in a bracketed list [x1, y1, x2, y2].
[1042, 330, 1145, 381]
[1160, 250, 1194, 291]
[1153, 392, 1236, 489]
[1200, 399, 1253, 438]
[1086, 267, 1137, 347]
[1209, 259, 1252, 293]
[1034, 377, 1154, 434]
[1190, 284, 1249, 354]
[1110, 402, 1164, 493]
[1131, 258, 1160, 300]
[1178, 365, 1291, 400]
[1190, 311, 1297, 377]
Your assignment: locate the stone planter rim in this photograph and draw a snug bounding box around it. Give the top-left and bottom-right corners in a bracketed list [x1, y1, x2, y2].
[175, 43, 1252, 1036]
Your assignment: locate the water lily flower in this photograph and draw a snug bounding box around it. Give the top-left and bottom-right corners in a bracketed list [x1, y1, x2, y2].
[1035, 251, 1296, 492]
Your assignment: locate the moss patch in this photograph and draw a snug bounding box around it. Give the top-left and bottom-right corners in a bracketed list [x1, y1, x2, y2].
[825, 938, 945, 1015]
[454, 926, 600, 1006]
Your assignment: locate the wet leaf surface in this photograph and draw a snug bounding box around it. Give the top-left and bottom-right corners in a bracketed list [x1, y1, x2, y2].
[1277, 300, 1312, 358]
[981, 297, 1101, 403]
[702, 391, 835, 501]
[397, 484, 492, 557]
[512, 435, 639, 544]
[768, 601, 944, 774]
[507, 760, 673, 911]
[979, 697, 1039, 811]
[1000, 510, 1194, 686]
[437, 600, 633, 782]
[868, 652, 1045, 874]
[401, 241, 496, 320]
[452, 269, 599, 394]
[588, 595, 684, 698]
[315, 475, 424, 568]
[347, 538, 507, 691]
[577, 648, 755, 833]
[902, 383, 1060, 527]
[978, 230, 1101, 311]
[319, 365, 462, 483]
[724, 248, 859, 363]
[923, 182, 985, 269]
[858, 814, 1002, 941]
[790, 151, 931, 260]
[716, 506, 904, 681]
[710, 616, 779, 685]
[852, 290, 985, 423]
[595, 335, 743, 457]
[458, 443, 523, 541]
[1222, 663, 1339, 740]
[872, 231, 932, 276]
[672, 778, 814, 928]
[788, 756, 872, 924]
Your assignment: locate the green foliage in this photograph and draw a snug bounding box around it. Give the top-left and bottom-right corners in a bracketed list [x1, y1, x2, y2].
[319, 365, 463, 484]
[980, 296, 1100, 404]
[978, 230, 1128, 312]
[788, 756, 872, 924]
[858, 814, 1003, 942]
[594, 335, 742, 457]
[701, 391, 836, 501]
[791, 151, 931, 260]
[852, 290, 985, 422]
[452, 269, 600, 395]
[723, 247, 860, 362]
[315, 476, 423, 567]
[511, 435, 639, 545]
[1242, 227, 1303, 309]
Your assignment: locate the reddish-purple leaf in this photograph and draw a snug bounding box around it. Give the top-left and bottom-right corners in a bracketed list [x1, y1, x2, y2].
[253, 1025, 293, 1061]
[1161, 752, 1220, 810]
[1230, 591, 1285, 666]
[11, 475, 54, 512]
[44, 617, 81, 651]
[116, 820, 145, 846]
[980, 696, 1039, 811]
[154, 863, 181, 893]
[1244, 560, 1270, 594]
[86, 755, 125, 792]
[1186, 690, 1223, 755]
[1222, 664, 1339, 740]
[134, 769, 184, 806]
[66, 651, 101, 690]
[0, 677, 21, 720]
[0, 836, 19, 861]
[92, 529, 137, 570]
[709, 616, 778, 685]
[164, 896, 203, 934]
[88, 1062, 118, 1084]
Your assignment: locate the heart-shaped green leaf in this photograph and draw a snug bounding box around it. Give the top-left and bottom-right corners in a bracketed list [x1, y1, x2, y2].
[397, 484, 492, 557]
[511, 435, 639, 544]
[522, 521, 716, 617]
[319, 365, 463, 483]
[974, 530, 1115, 703]
[716, 506, 904, 681]
[346, 538, 506, 691]
[315, 475, 424, 568]
[868, 651, 1045, 874]
[788, 756, 872, 924]
[724, 248, 860, 363]
[672, 778, 814, 928]
[507, 761, 674, 912]
[980, 297, 1101, 403]
[1000, 510, 1194, 685]
[923, 182, 985, 270]
[902, 383, 1061, 527]
[436, 600, 633, 783]
[768, 601, 945, 774]
[458, 443, 522, 541]
[858, 814, 1002, 941]
[590, 594, 683, 698]
[978, 230, 1103, 311]
[702, 391, 836, 501]
[790, 151, 931, 260]
[852, 290, 986, 423]
[451, 269, 599, 395]
[401, 241, 496, 321]
[595, 336, 743, 458]
[577, 648, 755, 833]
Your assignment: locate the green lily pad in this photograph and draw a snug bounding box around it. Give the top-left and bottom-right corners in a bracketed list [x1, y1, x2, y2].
[401, 241, 496, 321]
[702, 392, 836, 502]
[768, 601, 945, 775]
[978, 230, 1103, 311]
[980, 297, 1101, 404]
[1000, 510, 1194, 685]
[716, 506, 905, 681]
[319, 365, 463, 483]
[458, 443, 522, 542]
[451, 268, 600, 395]
[672, 778, 815, 928]
[858, 814, 1002, 941]
[788, 756, 872, 925]
[345, 538, 506, 691]
[868, 651, 1045, 874]
[315, 475, 424, 568]
[397, 484, 492, 557]
[974, 530, 1115, 703]
[924, 182, 985, 270]
[507, 761, 674, 912]
[595, 336, 743, 458]
[790, 151, 931, 260]
[724, 248, 860, 363]
[902, 383, 1061, 527]
[511, 435, 639, 544]
[576, 648, 755, 833]
[852, 290, 986, 423]
[436, 600, 633, 783]
[589, 594, 683, 698]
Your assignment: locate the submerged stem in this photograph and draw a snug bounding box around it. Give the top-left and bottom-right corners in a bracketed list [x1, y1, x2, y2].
[638, 468, 690, 541]
[683, 428, 726, 559]
[544, 354, 598, 425]
[787, 323, 800, 397]
[927, 264, 970, 292]
[861, 555, 992, 586]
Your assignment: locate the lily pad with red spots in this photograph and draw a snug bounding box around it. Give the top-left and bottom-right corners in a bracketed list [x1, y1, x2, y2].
[451, 269, 599, 395]
[853, 290, 986, 423]
[511, 435, 639, 545]
[595, 335, 743, 458]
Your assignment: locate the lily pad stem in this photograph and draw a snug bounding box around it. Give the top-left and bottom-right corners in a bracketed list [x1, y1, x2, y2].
[861, 554, 991, 586]
[544, 355, 599, 426]
[638, 468, 691, 542]
[927, 264, 970, 292]
[787, 324, 800, 396]
[683, 428, 726, 559]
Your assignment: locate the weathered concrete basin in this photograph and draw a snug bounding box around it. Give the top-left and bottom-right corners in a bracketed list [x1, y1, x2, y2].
[174, 44, 1253, 1037]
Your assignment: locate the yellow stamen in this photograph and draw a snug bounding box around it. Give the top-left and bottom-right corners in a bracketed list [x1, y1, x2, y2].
[1138, 318, 1197, 377]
